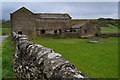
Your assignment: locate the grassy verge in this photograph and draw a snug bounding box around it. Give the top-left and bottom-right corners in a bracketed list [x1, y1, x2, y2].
[32, 38, 118, 78]
[1, 36, 14, 78]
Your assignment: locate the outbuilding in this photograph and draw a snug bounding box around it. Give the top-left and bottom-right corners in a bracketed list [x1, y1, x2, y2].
[71, 21, 101, 38]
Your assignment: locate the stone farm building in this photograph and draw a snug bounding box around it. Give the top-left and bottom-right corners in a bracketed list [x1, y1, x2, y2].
[11, 7, 101, 39]
[71, 22, 101, 38]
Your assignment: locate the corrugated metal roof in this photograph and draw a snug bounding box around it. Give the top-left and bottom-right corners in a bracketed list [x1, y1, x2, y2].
[34, 13, 71, 19]
[72, 22, 90, 28]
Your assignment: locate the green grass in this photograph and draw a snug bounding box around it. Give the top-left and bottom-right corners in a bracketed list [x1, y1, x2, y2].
[0, 28, 11, 35]
[101, 24, 120, 34]
[0, 46, 2, 79]
[1, 36, 14, 78]
[32, 38, 118, 78]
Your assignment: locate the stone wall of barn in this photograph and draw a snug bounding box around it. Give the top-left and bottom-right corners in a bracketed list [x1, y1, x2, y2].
[12, 32, 87, 79]
[64, 32, 80, 38]
[79, 23, 101, 38]
[11, 8, 37, 39]
[36, 19, 70, 30]
[36, 19, 71, 37]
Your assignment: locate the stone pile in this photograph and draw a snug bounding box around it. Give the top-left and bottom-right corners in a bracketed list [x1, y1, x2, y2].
[12, 32, 87, 79]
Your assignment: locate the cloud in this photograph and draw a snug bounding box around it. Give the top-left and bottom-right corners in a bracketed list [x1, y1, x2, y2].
[1, 2, 118, 20]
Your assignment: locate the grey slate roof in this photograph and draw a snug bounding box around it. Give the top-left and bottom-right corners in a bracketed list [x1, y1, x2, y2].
[34, 13, 71, 19]
[72, 22, 90, 29]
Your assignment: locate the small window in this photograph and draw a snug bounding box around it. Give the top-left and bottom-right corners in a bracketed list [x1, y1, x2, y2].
[41, 30, 45, 34]
[17, 31, 22, 35]
[54, 30, 57, 34]
[85, 30, 87, 33]
[74, 30, 76, 32]
[70, 30, 72, 32]
[95, 34, 99, 37]
[59, 29, 61, 32]
[65, 30, 67, 32]
[59, 29, 62, 34]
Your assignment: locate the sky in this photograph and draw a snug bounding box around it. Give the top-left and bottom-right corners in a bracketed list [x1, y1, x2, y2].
[1, 2, 118, 20]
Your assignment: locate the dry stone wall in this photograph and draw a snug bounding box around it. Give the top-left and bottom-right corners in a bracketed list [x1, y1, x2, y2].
[12, 32, 88, 79]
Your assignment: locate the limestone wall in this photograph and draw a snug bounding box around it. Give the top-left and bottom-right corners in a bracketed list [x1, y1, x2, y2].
[12, 32, 87, 79]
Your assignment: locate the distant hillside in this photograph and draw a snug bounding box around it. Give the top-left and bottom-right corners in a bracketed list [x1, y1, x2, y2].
[91, 18, 120, 28]
[70, 19, 93, 25]
[71, 18, 120, 29]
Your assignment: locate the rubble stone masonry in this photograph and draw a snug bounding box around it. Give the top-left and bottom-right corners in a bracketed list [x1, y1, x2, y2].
[12, 32, 89, 79]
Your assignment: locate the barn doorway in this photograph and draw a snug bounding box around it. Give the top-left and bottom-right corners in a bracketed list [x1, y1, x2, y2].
[84, 30, 87, 33]
[54, 30, 57, 34]
[95, 34, 99, 37]
[41, 30, 46, 34]
[17, 31, 22, 35]
[59, 29, 62, 34]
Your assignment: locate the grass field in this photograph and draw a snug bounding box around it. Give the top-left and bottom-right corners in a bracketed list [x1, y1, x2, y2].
[101, 24, 120, 34]
[32, 38, 118, 78]
[0, 28, 11, 35]
[1, 36, 14, 78]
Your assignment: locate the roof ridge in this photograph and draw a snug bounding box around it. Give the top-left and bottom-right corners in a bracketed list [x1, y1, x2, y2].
[34, 13, 69, 15]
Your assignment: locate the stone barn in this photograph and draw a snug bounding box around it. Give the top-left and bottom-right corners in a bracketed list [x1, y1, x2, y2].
[11, 7, 37, 39]
[11, 7, 101, 39]
[70, 22, 101, 38]
[35, 13, 71, 38]
[11, 7, 71, 39]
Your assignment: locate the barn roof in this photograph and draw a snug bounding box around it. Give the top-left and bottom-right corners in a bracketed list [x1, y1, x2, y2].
[34, 13, 71, 19]
[72, 22, 90, 29]
[11, 7, 33, 14]
[11, 7, 71, 19]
